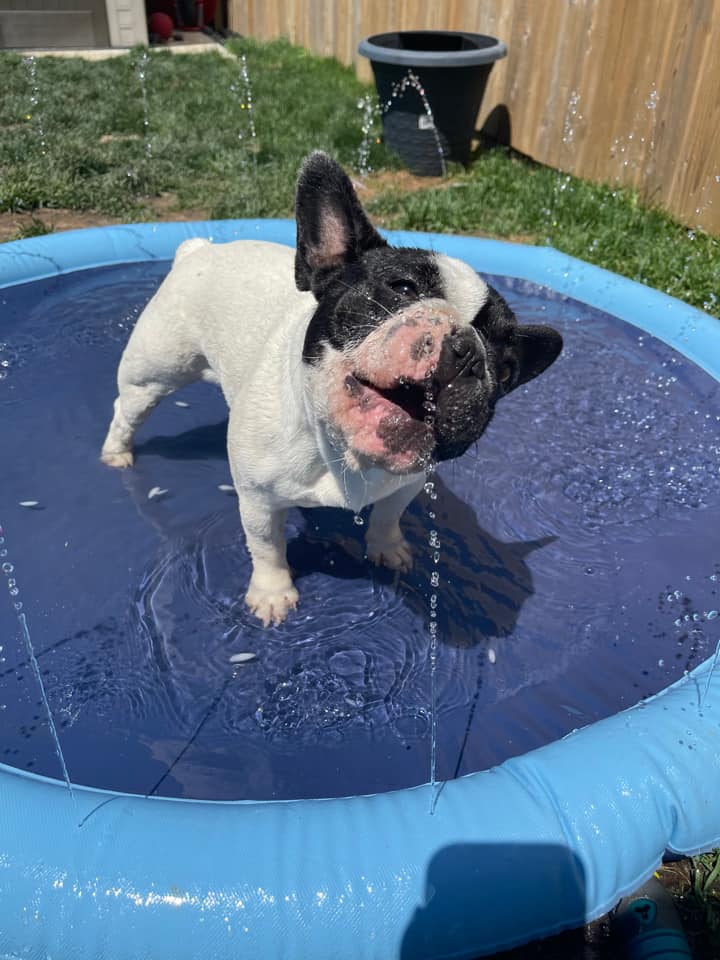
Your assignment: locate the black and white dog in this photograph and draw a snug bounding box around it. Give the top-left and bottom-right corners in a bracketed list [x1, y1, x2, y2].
[102, 153, 562, 625]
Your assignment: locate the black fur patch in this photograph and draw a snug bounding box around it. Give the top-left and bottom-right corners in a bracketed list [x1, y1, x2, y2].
[472, 283, 518, 342]
[434, 378, 493, 462]
[302, 246, 444, 363]
[473, 284, 563, 394]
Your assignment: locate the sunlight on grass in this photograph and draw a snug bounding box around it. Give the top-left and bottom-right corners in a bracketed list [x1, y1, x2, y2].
[0, 35, 717, 318]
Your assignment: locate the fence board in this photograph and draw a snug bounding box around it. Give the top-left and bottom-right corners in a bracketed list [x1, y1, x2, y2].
[228, 0, 720, 232]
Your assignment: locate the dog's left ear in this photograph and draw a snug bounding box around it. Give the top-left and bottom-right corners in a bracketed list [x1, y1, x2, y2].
[512, 325, 563, 389]
[295, 151, 388, 295]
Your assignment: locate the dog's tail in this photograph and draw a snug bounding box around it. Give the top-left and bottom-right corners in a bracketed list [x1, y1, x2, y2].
[174, 237, 210, 264]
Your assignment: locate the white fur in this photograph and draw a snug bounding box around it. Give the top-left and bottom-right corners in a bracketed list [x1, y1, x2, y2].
[102, 239, 429, 625]
[435, 253, 489, 326]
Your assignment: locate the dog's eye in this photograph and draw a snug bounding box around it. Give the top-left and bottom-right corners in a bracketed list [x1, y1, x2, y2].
[389, 279, 419, 300]
[499, 364, 513, 384]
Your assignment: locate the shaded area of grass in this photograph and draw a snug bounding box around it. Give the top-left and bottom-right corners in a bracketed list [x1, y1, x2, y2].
[662, 851, 720, 958]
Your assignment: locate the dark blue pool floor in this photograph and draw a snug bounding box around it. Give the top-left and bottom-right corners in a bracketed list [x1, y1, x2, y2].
[1, 263, 719, 800]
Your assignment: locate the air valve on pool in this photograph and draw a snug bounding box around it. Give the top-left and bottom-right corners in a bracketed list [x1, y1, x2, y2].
[613, 876, 692, 959]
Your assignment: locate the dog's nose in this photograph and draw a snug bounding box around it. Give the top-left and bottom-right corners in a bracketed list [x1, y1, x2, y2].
[435, 328, 485, 384]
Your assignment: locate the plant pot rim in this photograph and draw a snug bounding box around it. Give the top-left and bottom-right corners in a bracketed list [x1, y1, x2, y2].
[358, 30, 507, 68]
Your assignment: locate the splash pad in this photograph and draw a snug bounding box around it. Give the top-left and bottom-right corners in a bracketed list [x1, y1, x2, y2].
[1, 220, 719, 959]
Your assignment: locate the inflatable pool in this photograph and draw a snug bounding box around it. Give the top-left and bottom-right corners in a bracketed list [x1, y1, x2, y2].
[1, 219, 719, 959]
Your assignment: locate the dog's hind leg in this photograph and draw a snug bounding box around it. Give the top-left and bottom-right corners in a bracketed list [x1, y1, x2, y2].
[101, 264, 213, 469]
[101, 344, 208, 468]
[101, 379, 172, 468]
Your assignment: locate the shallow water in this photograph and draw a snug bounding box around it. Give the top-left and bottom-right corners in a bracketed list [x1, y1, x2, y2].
[0, 263, 718, 800]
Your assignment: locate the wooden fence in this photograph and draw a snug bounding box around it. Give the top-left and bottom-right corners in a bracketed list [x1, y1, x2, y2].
[228, 0, 720, 234]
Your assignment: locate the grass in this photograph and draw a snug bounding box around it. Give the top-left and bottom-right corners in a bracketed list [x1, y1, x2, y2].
[0, 37, 718, 318]
[0, 38, 390, 221]
[0, 31, 719, 956]
[368, 151, 720, 315]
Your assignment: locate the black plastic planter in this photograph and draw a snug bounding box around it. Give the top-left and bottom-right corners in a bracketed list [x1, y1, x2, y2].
[358, 30, 507, 176]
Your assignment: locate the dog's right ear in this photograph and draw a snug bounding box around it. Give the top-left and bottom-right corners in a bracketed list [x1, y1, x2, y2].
[295, 152, 387, 295]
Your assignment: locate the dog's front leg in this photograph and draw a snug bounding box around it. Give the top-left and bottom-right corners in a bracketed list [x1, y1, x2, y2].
[365, 478, 425, 573]
[238, 493, 298, 627]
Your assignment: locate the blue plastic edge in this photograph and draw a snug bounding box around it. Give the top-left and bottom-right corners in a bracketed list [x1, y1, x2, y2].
[0, 220, 718, 960]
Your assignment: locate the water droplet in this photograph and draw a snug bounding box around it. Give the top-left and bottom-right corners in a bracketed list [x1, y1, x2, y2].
[230, 652, 257, 665]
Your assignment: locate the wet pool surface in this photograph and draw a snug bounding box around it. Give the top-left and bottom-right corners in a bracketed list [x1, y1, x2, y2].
[1, 262, 719, 800]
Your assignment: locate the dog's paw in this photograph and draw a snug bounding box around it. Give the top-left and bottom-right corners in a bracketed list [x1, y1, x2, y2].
[366, 536, 413, 573]
[245, 583, 299, 627]
[100, 449, 134, 469]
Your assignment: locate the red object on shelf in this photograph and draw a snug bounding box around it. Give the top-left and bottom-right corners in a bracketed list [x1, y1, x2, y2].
[148, 11, 174, 40]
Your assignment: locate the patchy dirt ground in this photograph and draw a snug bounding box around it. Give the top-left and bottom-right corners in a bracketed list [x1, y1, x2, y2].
[0, 170, 538, 245]
[0, 193, 211, 243]
[354, 168, 447, 201]
[0, 171, 454, 243]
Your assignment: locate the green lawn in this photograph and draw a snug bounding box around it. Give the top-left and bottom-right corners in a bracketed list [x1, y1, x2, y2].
[0, 36, 718, 318]
[0, 38, 386, 220]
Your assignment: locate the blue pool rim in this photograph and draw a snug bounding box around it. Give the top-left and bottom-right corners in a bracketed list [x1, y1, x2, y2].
[0, 220, 719, 960]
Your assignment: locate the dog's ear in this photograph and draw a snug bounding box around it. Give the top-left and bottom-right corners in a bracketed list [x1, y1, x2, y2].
[512, 325, 563, 389]
[474, 285, 562, 392]
[295, 152, 388, 294]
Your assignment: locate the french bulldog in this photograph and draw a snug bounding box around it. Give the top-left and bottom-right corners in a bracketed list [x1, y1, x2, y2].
[101, 152, 562, 625]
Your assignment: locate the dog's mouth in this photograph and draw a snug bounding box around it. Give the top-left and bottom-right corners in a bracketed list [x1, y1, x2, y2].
[349, 373, 433, 423]
[340, 371, 437, 473]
